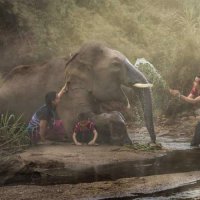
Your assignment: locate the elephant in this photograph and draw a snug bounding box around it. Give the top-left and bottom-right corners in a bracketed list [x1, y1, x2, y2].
[0, 42, 156, 144]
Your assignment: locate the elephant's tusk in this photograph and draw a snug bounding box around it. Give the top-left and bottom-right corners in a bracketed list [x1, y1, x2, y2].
[133, 83, 153, 88]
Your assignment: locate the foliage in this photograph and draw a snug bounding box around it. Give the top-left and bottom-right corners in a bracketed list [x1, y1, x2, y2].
[135, 58, 170, 115]
[125, 142, 162, 151]
[0, 113, 30, 154]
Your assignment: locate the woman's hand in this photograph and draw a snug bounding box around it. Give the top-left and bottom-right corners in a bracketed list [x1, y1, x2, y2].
[88, 141, 98, 146]
[88, 129, 98, 146]
[88, 140, 95, 145]
[60, 83, 68, 93]
[75, 142, 82, 146]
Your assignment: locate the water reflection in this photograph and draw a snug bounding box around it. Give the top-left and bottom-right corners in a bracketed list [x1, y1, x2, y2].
[134, 184, 200, 199]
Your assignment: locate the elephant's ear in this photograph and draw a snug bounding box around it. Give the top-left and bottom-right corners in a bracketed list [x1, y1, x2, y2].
[77, 43, 105, 69]
[64, 43, 105, 92]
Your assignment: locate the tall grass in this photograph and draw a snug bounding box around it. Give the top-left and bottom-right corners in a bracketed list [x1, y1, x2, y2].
[0, 113, 29, 155]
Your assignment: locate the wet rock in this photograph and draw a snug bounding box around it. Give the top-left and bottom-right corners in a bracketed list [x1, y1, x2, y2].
[0, 155, 24, 185]
[188, 116, 196, 120]
[178, 111, 190, 118]
[138, 127, 148, 134]
[196, 116, 200, 121]
[181, 116, 188, 121]
[195, 108, 200, 116]
[157, 130, 170, 136]
[0, 144, 163, 186]
[163, 118, 176, 125]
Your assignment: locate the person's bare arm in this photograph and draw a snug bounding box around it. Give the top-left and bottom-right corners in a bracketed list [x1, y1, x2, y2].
[39, 120, 47, 141]
[187, 93, 195, 98]
[180, 95, 200, 104]
[57, 83, 67, 99]
[88, 129, 98, 145]
[170, 89, 200, 104]
[72, 132, 82, 145]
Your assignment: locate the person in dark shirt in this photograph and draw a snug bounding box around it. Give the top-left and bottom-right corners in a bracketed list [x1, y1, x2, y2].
[28, 84, 67, 144]
[72, 112, 98, 146]
[170, 75, 200, 146]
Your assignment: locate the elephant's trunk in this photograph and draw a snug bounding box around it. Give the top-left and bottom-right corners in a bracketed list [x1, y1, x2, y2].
[123, 59, 156, 143]
[138, 88, 156, 143]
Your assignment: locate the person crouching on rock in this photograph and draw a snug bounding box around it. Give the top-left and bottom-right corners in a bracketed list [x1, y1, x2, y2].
[169, 75, 200, 147]
[27, 84, 67, 144]
[72, 112, 98, 146]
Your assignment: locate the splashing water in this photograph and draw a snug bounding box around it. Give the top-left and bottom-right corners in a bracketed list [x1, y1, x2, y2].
[134, 58, 171, 115]
[135, 58, 161, 77]
[135, 58, 167, 89]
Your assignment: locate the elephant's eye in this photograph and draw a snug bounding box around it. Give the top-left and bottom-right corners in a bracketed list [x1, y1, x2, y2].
[111, 62, 120, 72]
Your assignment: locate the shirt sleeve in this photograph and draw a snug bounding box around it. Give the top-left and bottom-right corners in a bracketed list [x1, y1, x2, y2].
[190, 86, 198, 96]
[38, 108, 48, 121]
[88, 121, 95, 132]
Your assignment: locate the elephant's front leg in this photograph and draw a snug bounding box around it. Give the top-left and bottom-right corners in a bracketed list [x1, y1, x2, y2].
[108, 120, 132, 145]
[92, 111, 132, 145]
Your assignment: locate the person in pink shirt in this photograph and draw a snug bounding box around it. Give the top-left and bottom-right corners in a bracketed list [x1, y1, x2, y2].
[170, 75, 200, 146]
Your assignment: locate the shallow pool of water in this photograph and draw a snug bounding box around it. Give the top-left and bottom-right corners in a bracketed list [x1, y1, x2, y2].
[134, 182, 200, 199]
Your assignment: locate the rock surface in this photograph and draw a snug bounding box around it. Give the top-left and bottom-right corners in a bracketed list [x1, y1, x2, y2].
[0, 144, 165, 185]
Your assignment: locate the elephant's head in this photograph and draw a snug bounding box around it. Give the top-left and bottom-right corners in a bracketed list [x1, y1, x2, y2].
[65, 43, 156, 143]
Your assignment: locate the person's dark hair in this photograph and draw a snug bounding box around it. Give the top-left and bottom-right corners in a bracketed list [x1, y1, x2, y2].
[45, 91, 57, 108]
[195, 75, 200, 84]
[78, 112, 89, 121]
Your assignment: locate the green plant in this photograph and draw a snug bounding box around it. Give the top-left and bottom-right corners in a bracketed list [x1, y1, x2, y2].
[125, 142, 162, 151]
[0, 113, 30, 154]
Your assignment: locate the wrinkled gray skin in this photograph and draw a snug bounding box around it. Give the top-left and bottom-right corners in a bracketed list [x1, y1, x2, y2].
[0, 43, 156, 144]
[91, 111, 131, 145]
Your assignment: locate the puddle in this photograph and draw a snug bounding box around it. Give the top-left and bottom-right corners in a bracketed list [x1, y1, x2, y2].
[130, 131, 193, 151]
[121, 181, 200, 200]
[134, 185, 200, 199]
[101, 180, 200, 200]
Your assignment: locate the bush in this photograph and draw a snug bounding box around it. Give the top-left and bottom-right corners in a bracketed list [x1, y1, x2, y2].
[135, 58, 170, 115]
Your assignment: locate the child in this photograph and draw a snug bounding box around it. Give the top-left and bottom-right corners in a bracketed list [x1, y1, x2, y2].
[72, 112, 98, 146]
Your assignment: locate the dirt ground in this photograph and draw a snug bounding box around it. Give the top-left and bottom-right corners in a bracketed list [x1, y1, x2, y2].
[0, 113, 200, 200]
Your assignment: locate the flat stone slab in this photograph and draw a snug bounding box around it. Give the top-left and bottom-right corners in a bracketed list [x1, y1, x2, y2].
[0, 144, 165, 185]
[20, 143, 163, 166]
